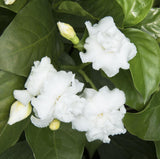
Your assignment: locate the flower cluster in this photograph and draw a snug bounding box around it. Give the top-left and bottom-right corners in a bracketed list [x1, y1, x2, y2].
[8, 56, 126, 143]
[80, 16, 137, 77]
[7, 16, 136, 143]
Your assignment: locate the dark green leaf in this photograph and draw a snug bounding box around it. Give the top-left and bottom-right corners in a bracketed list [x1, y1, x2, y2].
[155, 141, 160, 159]
[85, 140, 102, 159]
[54, 0, 124, 26]
[124, 91, 160, 141]
[0, 70, 29, 154]
[0, 0, 63, 77]
[25, 122, 85, 159]
[0, 8, 15, 35]
[0, 141, 34, 159]
[136, 8, 160, 40]
[123, 28, 160, 103]
[0, 0, 28, 13]
[116, 0, 153, 26]
[78, 0, 124, 26]
[54, 1, 96, 20]
[98, 133, 156, 159]
[110, 69, 144, 111]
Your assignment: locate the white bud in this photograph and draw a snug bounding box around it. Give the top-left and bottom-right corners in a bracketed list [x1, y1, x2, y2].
[57, 22, 79, 44]
[4, 0, 16, 5]
[8, 101, 32, 125]
[49, 119, 60, 131]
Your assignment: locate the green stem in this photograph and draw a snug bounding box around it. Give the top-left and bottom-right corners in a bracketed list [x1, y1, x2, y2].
[60, 64, 97, 90]
[78, 69, 97, 90]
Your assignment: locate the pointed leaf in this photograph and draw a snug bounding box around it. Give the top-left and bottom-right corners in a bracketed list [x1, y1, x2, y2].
[136, 8, 160, 40]
[116, 0, 153, 26]
[123, 28, 160, 103]
[0, 141, 34, 159]
[0, 0, 63, 77]
[110, 70, 144, 111]
[25, 123, 85, 159]
[124, 91, 160, 140]
[0, 70, 29, 154]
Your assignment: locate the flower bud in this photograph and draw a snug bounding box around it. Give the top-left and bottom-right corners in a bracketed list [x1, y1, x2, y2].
[57, 22, 79, 44]
[49, 119, 60, 131]
[8, 101, 32, 125]
[4, 0, 16, 5]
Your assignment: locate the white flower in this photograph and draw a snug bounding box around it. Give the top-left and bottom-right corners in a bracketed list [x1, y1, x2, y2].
[8, 101, 32, 125]
[25, 56, 56, 96]
[80, 16, 137, 77]
[4, 0, 16, 5]
[13, 57, 56, 105]
[30, 70, 84, 127]
[72, 86, 126, 143]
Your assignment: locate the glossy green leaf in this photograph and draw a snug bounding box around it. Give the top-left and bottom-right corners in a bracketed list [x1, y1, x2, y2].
[0, 0, 28, 13]
[98, 133, 156, 159]
[0, 70, 29, 154]
[54, 0, 124, 26]
[124, 91, 160, 141]
[0, 0, 63, 77]
[110, 69, 144, 111]
[54, 1, 96, 20]
[123, 28, 160, 103]
[0, 141, 34, 159]
[78, 0, 124, 26]
[25, 123, 85, 159]
[116, 0, 153, 26]
[155, 141, 160, 159]
[136, 8, 160, 40]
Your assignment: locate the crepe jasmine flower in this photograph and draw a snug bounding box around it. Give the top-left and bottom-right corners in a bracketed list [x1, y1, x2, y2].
[4, 0, 16, 5]
[72, 86, 126, 143]
[80, 16, 137, 77]
[49, 119, 61, 131]
[8, 101, 32, 125]
[13, 57, 56, 105]
[30, 69, 85, 127]
[57, 22, 79, 44]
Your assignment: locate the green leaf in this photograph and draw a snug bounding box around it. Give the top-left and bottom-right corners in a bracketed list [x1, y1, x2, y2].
[54, 1, 96, 20]
[0, 0, 28, 13]
[124, 91, 160, 141]
[0, 0, 63, 77]
[155, 141, 160, 159]
[123, 28, 160, 103]
[78, 0, 124, 26]
[98, 133, 156, 159]
[85, 141, 102, 159]
[25, 122, 85, 159]
[0, 7, 15, 35]
[54, 0, 124, 26]
[0, 141, 34, 159]
[0, 70, 29, 154]
[110, 70, 144, 111]
[116, 0, 153, 26]
[136, 8, 160, 40]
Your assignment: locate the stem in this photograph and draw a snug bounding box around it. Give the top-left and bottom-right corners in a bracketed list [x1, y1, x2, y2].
[78, 69, 97, 90]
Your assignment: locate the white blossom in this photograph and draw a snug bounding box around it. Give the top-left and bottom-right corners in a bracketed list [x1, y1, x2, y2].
[4, 0, 16, 5]
[13, 57, 56, 105]
[72, 86, 126, 143]
[80, 16, 137, 77]
[8, 101, 32, 125]
[31, 70, 85, 127]
[25, 56, 56, 96]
